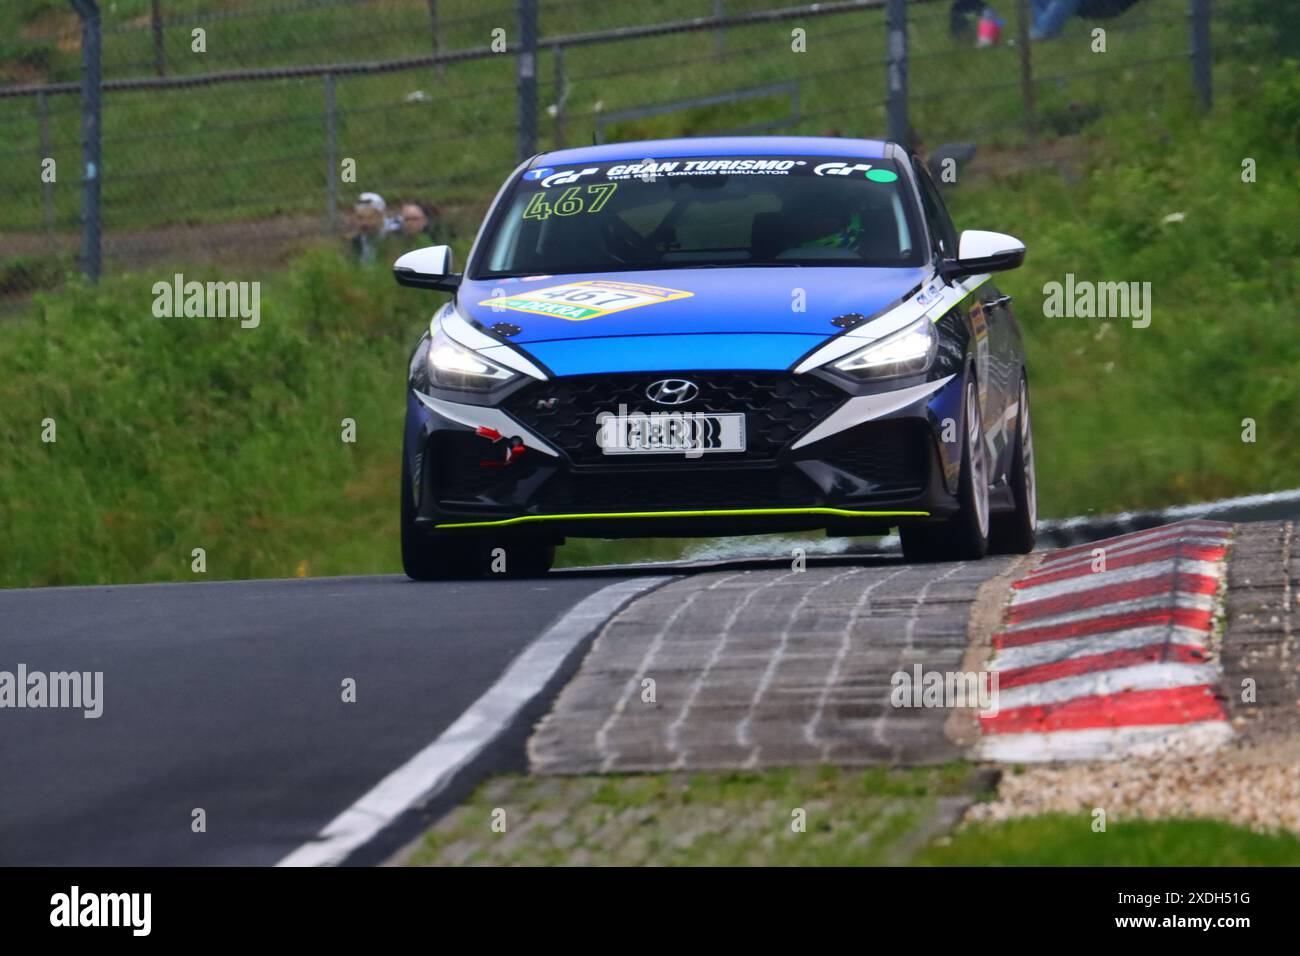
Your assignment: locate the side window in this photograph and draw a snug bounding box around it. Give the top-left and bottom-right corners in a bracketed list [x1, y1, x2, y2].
[912, 161, 959, 260]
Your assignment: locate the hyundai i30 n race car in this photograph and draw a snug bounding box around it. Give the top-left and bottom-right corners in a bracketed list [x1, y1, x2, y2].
[396, 136, 1035, 579]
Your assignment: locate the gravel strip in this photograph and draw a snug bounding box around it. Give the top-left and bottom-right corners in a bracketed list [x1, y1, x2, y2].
[966, 738, 1300, 835]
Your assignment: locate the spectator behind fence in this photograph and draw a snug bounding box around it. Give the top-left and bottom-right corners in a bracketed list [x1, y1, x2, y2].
[350, 191, 398, 265]
[395, 199, 457, 251]
[950, 0, 1143, 43]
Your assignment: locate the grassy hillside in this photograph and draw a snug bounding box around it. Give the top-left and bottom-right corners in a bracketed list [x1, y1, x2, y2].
[954, 64, 1300, 516]
[0, 62, 1296, 588]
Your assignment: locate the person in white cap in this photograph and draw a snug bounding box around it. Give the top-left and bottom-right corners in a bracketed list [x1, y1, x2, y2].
[351, 192, 399, 264]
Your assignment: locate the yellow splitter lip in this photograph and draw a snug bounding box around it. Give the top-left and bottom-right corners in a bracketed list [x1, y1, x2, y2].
[435, 507, 930, 530]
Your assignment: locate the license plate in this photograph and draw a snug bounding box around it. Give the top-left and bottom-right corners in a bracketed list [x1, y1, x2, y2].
[597, 411, 746, 456]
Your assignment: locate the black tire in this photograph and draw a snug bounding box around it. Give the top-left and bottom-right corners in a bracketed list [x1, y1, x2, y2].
[400, 449, 490, 581]
[988, 376, 1038, 555]
[900, 375, 990, 562]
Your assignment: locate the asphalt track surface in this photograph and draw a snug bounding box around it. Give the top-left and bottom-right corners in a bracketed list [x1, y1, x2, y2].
[0, 572, 650, 866]
[7, 505, 1293, 866]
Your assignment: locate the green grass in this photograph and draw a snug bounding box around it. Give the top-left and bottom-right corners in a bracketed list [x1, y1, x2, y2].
[0, 248, 410, 586]
[404, 768, 1300, 865]
[918, 814, 1300, 866]
[406, 764, 984, 866]
[948, 64, 1300, 516]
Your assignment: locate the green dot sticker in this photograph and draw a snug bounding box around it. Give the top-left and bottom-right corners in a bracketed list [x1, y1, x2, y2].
[866, 168, 899, 183]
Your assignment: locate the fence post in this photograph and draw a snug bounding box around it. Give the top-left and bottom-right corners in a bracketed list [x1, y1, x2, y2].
[714, 0, 726, 59]
[884, 0, 909, 145]
[70, 0, 101, 281]
[427, 0, 444, 79]
[515, 0, 539, 162]
[151, 0, 166, 76]
[1190, 0, 1212, 109]
[324, 72, 338, 233]
[1016, 0, 1036, 145]
[553, 44, 566, 150]
[37, 91, 56, 246]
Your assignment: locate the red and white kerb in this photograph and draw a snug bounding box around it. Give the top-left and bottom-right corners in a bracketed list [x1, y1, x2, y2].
[977, 520, 1234, 761]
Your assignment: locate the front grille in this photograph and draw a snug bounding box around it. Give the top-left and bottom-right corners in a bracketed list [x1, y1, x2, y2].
[535, 467, 814, 513]
[502, 372, 846, 464]
[815, 420, 929, 494]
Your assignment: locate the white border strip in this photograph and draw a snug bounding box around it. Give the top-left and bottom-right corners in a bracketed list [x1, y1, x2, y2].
[1039, 523, 1231, 564]
[999, 591, 1216, 633]
[1008, 558, 1224, 604]
[976, 720, 1234, 762]
[277, 575, 672, 867]
[994, 662, 1219, 710]
[991, 625, 1211, 671]
[1025, 535, 1231, 578]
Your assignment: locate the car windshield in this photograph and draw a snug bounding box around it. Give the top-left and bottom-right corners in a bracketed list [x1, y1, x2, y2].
[476, 155, 925, 277]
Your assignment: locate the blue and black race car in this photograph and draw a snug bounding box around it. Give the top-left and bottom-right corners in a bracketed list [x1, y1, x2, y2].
[395, 136, 1035, 578]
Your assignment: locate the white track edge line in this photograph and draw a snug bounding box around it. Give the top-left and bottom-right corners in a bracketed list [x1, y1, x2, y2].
[276, 575, 673, 867]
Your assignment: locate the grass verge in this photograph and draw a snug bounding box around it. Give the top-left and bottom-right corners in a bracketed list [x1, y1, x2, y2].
[918, 815, 1300, 866]
[403, 766, 1300, 866]
[404, 765, 987, 866]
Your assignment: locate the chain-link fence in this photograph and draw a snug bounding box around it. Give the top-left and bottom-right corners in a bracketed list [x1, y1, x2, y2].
[0, 0, 1281, 300]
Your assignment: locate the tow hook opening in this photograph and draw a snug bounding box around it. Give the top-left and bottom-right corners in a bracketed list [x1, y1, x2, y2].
[476, 426, 528, 468]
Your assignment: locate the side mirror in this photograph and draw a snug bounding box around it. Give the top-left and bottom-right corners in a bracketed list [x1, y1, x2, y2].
[393, 245, 461, 291]
[942, 230, 1025, 279]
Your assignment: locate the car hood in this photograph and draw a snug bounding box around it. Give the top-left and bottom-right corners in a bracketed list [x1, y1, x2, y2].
[456, 266, 929, 375]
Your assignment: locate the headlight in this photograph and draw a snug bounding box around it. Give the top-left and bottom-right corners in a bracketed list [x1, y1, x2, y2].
[834, 317, 938, 380]
[426, 323, 517, 390]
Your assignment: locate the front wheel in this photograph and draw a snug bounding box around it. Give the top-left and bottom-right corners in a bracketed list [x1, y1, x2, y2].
[400, 448, 557, 580]
[900, 376, 990, 562]
[400, 460, 488, 580]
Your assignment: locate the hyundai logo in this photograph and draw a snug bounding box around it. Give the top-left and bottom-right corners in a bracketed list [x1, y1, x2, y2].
[645, 379, 699, 405]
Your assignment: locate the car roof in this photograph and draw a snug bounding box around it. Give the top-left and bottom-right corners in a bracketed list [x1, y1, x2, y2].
[530, 135, 893, 168]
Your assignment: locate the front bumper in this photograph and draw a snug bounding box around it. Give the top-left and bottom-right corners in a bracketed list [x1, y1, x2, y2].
[406, 371, 963, 539]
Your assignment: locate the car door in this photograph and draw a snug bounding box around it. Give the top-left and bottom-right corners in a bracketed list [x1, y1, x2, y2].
[974, 278, 1021, 475]
[911, 158, 1014, 471]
